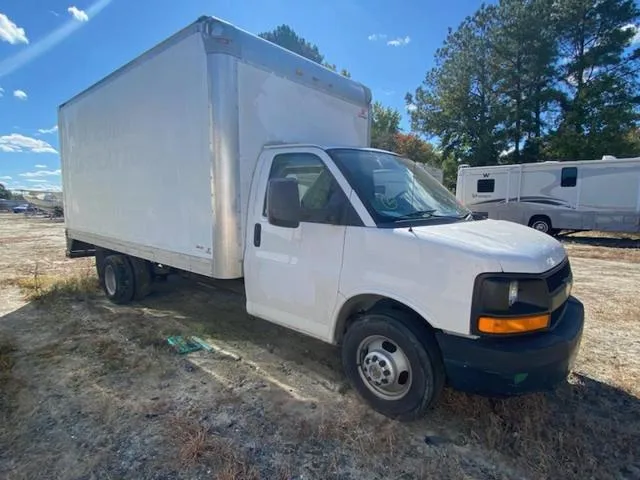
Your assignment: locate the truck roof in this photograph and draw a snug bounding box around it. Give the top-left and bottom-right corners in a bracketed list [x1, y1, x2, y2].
[263, 144, 396, 154]
[59, 16, 371, 111]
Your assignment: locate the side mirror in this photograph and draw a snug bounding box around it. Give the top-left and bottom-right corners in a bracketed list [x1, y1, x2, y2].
[267, 178, 301, 228]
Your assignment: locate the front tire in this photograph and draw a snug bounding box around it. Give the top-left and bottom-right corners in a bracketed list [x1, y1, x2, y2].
[341, 309, 444, 421]
[101, 255, 135, 304]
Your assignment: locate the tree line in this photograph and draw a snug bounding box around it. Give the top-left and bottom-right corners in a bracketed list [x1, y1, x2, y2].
[407, 0, 640, 169]
[257, 27, 441, 171]
[259, 0, 639, 189]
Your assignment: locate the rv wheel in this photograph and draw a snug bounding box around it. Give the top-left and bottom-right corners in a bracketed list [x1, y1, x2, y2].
[341, 308, 445, 421]
[529, 216, 552, 234]
[101, 255, 136, 304]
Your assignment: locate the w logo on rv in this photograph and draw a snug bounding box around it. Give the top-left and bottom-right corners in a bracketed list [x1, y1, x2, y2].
[482, 173, 490, 178]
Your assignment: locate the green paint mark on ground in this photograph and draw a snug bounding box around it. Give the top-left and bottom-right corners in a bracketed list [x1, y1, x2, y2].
[513, 372, 529, 384]
[166, 336, 202, 354]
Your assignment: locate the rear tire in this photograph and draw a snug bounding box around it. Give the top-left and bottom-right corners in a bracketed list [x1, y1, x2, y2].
[341, 308, 445, 421]
[95, 248, 108, 287]
[101, 255, 135, 304]
[529, 216, 552, 235]
[129, 257, 153, 300]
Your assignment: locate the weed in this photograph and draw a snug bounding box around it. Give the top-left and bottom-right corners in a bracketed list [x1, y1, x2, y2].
[170, 414, 261, 478]
[16, 266, 99, 303]
[0, 337, 16, 383]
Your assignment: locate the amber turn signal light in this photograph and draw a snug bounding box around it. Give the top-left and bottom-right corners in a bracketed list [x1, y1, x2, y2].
[478, 314, 550, 334]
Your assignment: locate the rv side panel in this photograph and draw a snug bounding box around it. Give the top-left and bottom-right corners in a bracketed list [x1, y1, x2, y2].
[458, 158, 640, 233]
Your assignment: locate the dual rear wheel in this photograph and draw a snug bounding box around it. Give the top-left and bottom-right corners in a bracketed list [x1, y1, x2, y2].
[96, 252, 153, 304]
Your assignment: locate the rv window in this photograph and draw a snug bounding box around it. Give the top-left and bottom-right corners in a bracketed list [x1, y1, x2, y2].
[477, 179, 495, 193]
[561, 167, 577, 187]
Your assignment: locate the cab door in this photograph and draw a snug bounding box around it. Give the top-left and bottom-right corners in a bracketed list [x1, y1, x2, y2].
[243, 147, 362, 341]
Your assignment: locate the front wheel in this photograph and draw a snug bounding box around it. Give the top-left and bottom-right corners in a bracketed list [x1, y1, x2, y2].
[341, 309, 445, 421]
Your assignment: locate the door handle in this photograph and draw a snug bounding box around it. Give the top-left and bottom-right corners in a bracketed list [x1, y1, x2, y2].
[253, 223, 262, 247]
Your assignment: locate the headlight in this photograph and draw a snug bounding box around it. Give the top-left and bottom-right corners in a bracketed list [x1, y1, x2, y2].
[473, 276, 550, 335]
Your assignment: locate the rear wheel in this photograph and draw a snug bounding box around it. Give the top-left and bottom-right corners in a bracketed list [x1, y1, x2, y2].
[129, 256, 153, 300]
[100, 255, 135, 304]
[529, 216, 552, 234]
[341, 308, 444, 421]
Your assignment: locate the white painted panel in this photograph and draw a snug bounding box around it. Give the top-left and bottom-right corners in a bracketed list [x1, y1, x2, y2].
[579, 167, 639, 211]
[60, 33, 214, 267]
[237, 61, 369, 243]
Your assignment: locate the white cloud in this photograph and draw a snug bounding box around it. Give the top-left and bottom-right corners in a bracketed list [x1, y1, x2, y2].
[9, 183, 62, 192]
[27, 179, 49, 183]
[387, 36, 411, 47]
[19, 169, 61, 177]
[0, 0, 112, 78]
[621, 23, 640, 44]
[406, 103, 418, 112]
[0, 175, 12, 180]
[34, 164, 47, 168]
[13, 89, 27, 100]
[0, 86, 3, 97]
[68, 6, 89, 22]
[38, 125, 58, 134]
[0, 134, 58, 154]
[0, 13, 29, 45]
[50, 11, 60, 17]
[368, 33, 387, 41]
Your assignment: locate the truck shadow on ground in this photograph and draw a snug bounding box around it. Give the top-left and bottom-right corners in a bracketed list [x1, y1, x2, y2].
[2, 281, 639, 479]
[142, 277, 640, 477]
[560, 234, 640, 249]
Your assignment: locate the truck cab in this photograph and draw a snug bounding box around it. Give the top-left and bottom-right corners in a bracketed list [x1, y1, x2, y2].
[243, 144, 583, 420]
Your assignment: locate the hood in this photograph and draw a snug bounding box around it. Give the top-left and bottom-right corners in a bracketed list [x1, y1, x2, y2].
[408, 219, 567, 274]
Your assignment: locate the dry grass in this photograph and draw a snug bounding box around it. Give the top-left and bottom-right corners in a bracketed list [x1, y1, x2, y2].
[170, 413, 260, 479]
[437, 382, 640, 479]
[12, 266, 99, 303]
[0, 337, 16, 385]
[2, 215, 640, 479]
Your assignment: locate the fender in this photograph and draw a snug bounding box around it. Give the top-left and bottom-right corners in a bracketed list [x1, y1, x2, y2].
[330, 287, 441, 344]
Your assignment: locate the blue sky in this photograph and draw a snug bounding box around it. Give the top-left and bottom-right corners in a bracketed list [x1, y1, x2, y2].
[0, 0, 489, 192]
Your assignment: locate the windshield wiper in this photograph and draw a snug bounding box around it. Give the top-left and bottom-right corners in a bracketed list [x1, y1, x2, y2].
[391, 210, 473, 222]
[394, 209, 437, 219]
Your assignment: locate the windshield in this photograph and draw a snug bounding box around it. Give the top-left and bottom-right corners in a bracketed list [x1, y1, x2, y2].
[327, 148, 470, 226]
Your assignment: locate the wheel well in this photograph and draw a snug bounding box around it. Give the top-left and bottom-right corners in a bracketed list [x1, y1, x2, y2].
[529, 214, 551, 227]
[333, 295, 435, 345]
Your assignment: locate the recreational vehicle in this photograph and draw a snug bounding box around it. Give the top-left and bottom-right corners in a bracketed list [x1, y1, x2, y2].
[456, 156, 640, 234]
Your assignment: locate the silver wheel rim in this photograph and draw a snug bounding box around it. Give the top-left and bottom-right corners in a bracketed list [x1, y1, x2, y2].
[533, 221, 549, 233]
[104, 264, 117, 296]
[356, 335, 412, 400]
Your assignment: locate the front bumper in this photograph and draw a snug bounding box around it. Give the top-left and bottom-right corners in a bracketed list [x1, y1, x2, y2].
[435, 297, 584, 396]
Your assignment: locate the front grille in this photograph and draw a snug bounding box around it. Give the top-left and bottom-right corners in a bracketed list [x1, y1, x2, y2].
[546, 260, 572, 294]
[546, 260, 572, 329]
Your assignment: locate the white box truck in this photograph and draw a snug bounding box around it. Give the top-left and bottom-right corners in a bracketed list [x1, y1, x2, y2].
[60, 16, 583, 420]
[456, 156, 640, 234]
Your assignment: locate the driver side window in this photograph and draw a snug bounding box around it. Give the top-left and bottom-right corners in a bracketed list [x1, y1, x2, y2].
[264, 153, 360, 226]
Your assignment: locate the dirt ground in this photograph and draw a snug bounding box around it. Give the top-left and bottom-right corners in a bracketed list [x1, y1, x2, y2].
[1, 213, 639, 480]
